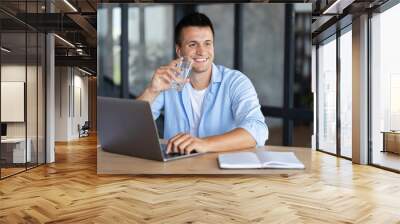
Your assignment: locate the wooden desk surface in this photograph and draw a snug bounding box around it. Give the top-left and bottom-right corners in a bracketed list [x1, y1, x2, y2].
[97, 145, 311, 175]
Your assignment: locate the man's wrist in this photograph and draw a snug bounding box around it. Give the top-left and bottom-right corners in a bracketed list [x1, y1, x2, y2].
[201, 137, 214, 153]
[137, 86, 161, 104]
[146, 86, 160, 97]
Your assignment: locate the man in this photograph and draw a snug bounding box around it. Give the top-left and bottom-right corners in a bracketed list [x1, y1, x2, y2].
[137, 12, 268, 155]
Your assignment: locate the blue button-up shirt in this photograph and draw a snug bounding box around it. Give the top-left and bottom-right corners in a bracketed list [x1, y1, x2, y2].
[151, 64, 268, 146]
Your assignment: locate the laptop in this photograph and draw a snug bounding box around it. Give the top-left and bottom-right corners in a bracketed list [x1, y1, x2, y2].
[97, 97, 203, 161]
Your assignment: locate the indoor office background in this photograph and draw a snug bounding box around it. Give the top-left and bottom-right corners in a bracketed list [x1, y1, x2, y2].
[314, 1, 400, 171]
[97, 3, 313, 147]
[0, 1, 46, 179]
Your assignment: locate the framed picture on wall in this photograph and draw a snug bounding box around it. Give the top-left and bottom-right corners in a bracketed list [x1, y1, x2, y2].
[1, 81, 25, 122]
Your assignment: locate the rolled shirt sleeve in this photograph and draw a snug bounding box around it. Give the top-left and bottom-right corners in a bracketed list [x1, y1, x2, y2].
[230, 74, 269, 146]
[150, 91, 164, 120]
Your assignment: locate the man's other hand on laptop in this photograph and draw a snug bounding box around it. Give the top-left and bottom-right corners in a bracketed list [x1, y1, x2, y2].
[166, 133, 209, 155]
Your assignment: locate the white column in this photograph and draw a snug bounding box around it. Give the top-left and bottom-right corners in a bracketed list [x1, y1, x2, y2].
[46, 33, 55, 163]
[55, 67, 73, 141]
[352, 14, 369, 164]
[45, 1, 55, 163]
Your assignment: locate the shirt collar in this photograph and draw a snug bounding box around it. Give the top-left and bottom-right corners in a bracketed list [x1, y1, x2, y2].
[208, 63, 222, 95]
[211, 63, 222, 83]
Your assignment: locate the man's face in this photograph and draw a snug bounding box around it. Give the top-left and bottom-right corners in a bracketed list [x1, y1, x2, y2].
[176, 26, 214, 75]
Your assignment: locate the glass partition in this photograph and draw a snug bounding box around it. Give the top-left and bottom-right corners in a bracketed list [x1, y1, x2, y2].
[371, 3, 400, 171]
[0, 1, 46, 179]
[27, 31, 38, 169]
[1, 31, 28, 177]
[38, 32, 45, 165]
[339, 28, 352, 158]
[317, 35, 337, 154]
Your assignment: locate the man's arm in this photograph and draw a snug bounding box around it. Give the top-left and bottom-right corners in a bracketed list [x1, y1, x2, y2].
[166, 128, 256, 154]
[166, 73, 268, 154]
[203, 128, 256, 151]
[137, 87, 160, 104]
[137, 58, 182, 104]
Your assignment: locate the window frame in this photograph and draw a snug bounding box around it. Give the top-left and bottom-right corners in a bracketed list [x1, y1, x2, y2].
[315, 21, 353, 160]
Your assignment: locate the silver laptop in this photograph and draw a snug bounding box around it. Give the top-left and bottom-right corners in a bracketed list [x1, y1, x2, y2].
[97, 97, 203, 161]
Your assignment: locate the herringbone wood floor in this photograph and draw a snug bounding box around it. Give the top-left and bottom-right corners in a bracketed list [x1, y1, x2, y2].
[1, 134, 400, 224]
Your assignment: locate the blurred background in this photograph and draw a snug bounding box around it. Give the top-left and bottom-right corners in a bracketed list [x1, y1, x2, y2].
[97, 3, 313, 147]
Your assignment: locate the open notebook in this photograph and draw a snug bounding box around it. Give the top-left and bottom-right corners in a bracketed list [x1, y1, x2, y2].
[218, 151, 305, 169]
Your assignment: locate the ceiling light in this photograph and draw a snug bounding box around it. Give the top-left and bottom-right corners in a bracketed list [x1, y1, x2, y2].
[54, 34, 75, 48]
[76, 48, 85, 55]
[78, 67, 92, 76]
[1, 47, 11, 53]
[63, 0, 78, 12]
[322, 0, 354, 15]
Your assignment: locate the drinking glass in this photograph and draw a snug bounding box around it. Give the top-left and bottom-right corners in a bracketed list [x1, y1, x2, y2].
[171, 57, 192, 91]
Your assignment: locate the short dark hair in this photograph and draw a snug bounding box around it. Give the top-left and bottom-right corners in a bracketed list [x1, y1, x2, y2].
[174, 12, 215, 45]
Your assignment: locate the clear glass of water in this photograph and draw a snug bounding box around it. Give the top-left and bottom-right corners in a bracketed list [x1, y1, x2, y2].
[171, 57, 192, 91]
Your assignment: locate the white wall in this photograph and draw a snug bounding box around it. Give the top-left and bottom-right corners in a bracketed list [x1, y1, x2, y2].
[55, 67, 89, 141]
[55, 67, 70, 141]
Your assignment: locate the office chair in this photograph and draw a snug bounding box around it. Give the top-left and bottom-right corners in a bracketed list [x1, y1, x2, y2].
[78, 121, 90, 138]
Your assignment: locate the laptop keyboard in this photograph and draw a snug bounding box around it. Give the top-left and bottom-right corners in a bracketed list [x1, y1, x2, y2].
[160, 144, 197, 158]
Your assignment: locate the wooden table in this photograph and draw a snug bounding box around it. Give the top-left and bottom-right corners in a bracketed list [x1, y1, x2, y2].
[382, 131, 400, 154]
[97, 145, 311, 175]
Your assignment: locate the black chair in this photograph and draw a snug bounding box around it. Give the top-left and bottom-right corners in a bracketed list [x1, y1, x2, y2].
[78, 121, 90, 138]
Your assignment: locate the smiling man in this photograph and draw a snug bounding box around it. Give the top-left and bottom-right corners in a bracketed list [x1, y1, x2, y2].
[137, 12, 268, 155]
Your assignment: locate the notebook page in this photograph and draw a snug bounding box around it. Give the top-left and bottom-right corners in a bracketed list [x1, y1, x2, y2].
[218, 152, 262, 169]
[255, 151, 305, 169]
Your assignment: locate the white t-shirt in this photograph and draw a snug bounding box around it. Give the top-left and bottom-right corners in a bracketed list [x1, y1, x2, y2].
[187, 85, 207, 136]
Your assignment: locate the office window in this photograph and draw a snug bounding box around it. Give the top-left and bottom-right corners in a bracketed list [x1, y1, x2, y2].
[371, 3, 400, 171]
[241, 4, 285, 146]
[112, 8, 121, 86]
[317, 36, 337, 154]
[197, 4, 234, 68]
[266, 117, 283, 145]
[98, 4, 122, 97]
[293, 120, 313, 147]
[242, 4, 285, 108]
[240, 4, 312, 146]
[293, 8, 313, 147]
[339, 28, 352, 158]
[128, 5, 174, 97]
